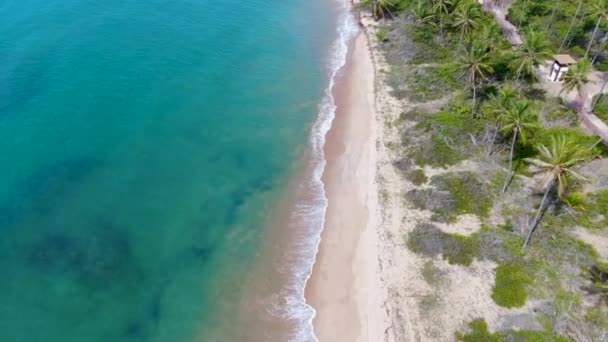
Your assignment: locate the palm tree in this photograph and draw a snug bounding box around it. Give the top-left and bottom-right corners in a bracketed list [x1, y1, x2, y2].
[545, 0, 561, 31]
[586, 0, 608, 58]
[411, 0, 433, 26]
[523, 135, 588, 248]
[500, 101, 539, 193]
[371, 0, 395, 20]
[432, 0, 453, 44]
[558, 0, 584, 53]
[458, 41, 494, 117]
[477, 21, 504, 52]
[560, 58, 591, 98]
[452, 0, 482, 45]
[483, 85, 518, 156]
[511, 29, 552, 81]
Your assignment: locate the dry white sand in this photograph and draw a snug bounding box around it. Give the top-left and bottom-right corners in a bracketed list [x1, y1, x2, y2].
[306, 32, 386, 342]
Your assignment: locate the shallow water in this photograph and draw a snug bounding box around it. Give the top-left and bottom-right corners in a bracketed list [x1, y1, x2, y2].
[0, 0, 336, 340]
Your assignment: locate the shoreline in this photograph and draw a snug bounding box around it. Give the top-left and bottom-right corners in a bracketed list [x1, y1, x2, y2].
[305, 28, 386, 341]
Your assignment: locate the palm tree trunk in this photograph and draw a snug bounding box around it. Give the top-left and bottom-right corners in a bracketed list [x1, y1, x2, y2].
[487, 125, 498, 156]
[586, 17, 603, 59]
[523, 180, 554, 249]
[592, 32, 608, 64]
[545, 2, 558, 31]
[472, 83, 477, 117]
[559, 0, 583, 54]
[440, 16, 445, 46]
[502, 129, 518, 193]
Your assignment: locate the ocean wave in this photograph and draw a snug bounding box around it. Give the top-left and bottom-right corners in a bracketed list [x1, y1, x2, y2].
[275, 1, 359, 341]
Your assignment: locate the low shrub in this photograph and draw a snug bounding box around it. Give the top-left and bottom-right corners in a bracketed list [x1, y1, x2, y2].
[455, 319, 501, 342]
[492, 263, 532, 308]
[407, 224, 480, 266]
[430, 172, 493, 222]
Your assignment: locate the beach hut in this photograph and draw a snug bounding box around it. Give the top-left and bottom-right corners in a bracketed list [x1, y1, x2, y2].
[549, 54, 577, 82]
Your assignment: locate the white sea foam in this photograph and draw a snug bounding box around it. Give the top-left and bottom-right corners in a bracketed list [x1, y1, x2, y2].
[273, 1, 359, 341]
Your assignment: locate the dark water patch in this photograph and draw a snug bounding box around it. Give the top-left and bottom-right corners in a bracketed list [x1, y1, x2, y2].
[121, 295, 162, 340]
[25, 219, 140, 291]
[0, 158, 100, 228]
[0, 46, 57, 115]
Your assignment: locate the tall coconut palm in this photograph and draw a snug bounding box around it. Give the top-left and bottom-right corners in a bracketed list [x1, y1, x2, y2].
[483, 85, 518, 155]
[561, 58, 591, 98]
[432, 0, 454, 45]
[452, 0, 482, 46]
[500, 101, 539, 193]
[511, 29, 552, 81]
[523, 136, 588, 248]
[559, 0, 584, 53]
[458, 41, 494, 117]
[586, 0, 608, 58]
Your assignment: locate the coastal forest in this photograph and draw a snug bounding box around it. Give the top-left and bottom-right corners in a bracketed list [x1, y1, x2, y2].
[362, 0, 608, 340]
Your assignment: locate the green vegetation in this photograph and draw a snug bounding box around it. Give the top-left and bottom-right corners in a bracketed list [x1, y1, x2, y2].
[367, 0, 608, 338]
[455, 319, 502, 342]
[456, 318, 569, 342]
[406, 172, 492, 222]
[407, 224, 480, 266]
[405, 168, 428, 185]
[431, 172, 492, 221]
[492, 263, 532, 308]
[593, 93, 608, 121]
[376, 29, 389, 42]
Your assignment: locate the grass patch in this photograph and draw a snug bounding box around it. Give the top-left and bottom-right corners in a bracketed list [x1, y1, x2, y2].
[407, 224, 480, 266]
[455, 319, 501, 342]
[593, 94, 608, 122]
[579, 190, 608, 229]
[431, 172, 492, 222]
[421, 260, 441, 285]
[456, 319, 568, 342]
[406, 172, 493, 222]
[405, 168, 428, 185]
[492, 263, 533, 308]
[407, 104, 486, 168]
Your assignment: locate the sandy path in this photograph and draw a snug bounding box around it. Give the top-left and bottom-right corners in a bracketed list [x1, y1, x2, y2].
[305, 32, 385, 342]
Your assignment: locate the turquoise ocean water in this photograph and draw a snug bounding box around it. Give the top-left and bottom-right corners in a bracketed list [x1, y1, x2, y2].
[0, 0, 354, 340]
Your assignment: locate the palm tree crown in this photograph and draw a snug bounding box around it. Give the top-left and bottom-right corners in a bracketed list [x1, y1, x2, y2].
[586, 0, 608, 57]
[458, 41, 494, 116]
[561, 58, 591, 96]
[524, 135, 588, 198]
[453, 1, 482, 44]
[522, 135, 588, 248]
[500, 100, 539, 192]
[500, 101, 538, 144]
[511, 29, 552, 81]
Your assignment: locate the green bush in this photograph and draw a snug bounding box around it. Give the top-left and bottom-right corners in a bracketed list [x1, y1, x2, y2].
[375, 29, 389, 42]
[407, 168, 428, 185]
[455, 319, 502, 342]
[492, 263, 532, 308]
[456, 319, 569, 342]
[443, 233, 481, 266]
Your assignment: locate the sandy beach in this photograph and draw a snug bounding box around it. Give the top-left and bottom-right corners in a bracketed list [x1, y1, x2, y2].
[306, 10, 535, 342]
[305, 31, 388, 341]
